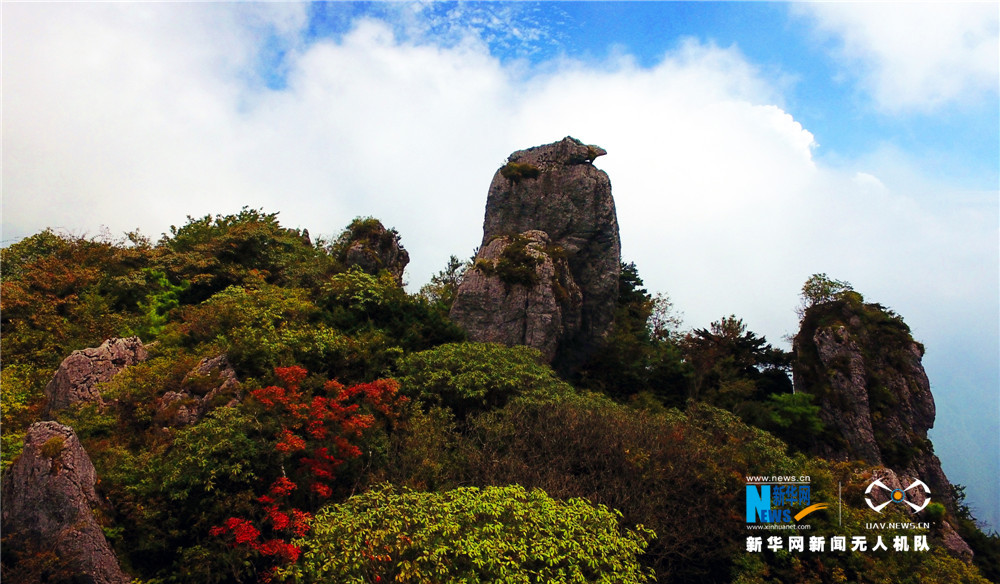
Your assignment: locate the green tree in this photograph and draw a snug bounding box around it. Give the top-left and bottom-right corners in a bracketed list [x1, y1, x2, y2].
[418, 254, 469, 311]
[681, 315, 792, 407]
[576, 262, 691, 405]
[157, 207, 334, 303]
[278, 484, 655, 584]
[797, 273, 855, 317]
[763, 391, 825, 451]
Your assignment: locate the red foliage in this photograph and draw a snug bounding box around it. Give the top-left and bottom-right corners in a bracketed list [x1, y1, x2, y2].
[210, 366, 406, 579]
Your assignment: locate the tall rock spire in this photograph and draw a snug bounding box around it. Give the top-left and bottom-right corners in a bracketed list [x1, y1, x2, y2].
[450, 137, 621, 374]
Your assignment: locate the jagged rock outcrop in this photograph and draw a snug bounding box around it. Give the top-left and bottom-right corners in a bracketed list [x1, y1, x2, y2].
[1, 421, 129, 583]
[793, 296, 941, 479]
[337, 218, 409, 285]
[451, 137, 620, 372]
[793, 293, 970, 558]
[44, 337, 148, 417]
[449, 231, 583, 363]
[155, 354, 241, 427]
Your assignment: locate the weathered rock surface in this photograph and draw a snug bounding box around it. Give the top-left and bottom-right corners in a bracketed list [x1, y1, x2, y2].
[1, 421, 129, 583]
[794, 295, 970, 559]
[155, 354, 241, 427]
[451, 137, 620, 372]
[44, 337, 148, 417]
[805, 324, 883, 463]
[793, 299, 939, 476]
[339, 219, 409, 285]
[449, 231, 582, 363]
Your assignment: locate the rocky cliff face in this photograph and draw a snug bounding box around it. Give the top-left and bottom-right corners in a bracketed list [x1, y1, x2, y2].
[44, 337, 148, 417]
[793, 294, 967, 555]
[793, 296, 940, 476]
[1, 421, 129, 584]
[449, 230, 583, 363]
[451, 137, 620, 372]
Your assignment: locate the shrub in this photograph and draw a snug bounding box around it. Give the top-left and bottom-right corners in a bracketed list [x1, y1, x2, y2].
[925, 502, 946, 524]
[1, 230, 152, 371]
[97, 406, 275, 582]
[499, 161, 541, 182]
[0, 363, 49, 471]
[395, 342, 572, 419]
[473, 234, 544, 287]
[379, 404, 464, 491]
[39, 436, 65, 459]
[467, 393, 796, 583]
[157, 207, 334, 303]
[278, 484, 655, 584]
[319, 267, 465, 358]
[207, 366, 407, 580]
[174, 283, 362, 380]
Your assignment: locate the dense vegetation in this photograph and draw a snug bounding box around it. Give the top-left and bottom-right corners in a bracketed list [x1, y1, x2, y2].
[1, 211, 996, 583]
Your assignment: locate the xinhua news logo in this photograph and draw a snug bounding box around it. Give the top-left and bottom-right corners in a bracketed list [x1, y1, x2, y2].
[746, 476, 828, 524]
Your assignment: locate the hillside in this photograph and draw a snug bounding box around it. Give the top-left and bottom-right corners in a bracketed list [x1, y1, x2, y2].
[2, 139, 997, 584]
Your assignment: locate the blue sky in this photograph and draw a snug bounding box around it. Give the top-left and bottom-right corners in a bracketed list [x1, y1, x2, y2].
[3, 2, 997, 529]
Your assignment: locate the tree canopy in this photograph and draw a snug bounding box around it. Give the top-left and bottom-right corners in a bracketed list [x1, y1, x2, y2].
[2, 216, 995, 584]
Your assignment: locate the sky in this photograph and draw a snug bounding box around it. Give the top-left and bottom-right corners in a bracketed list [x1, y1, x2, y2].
[2, 2, 997, 529]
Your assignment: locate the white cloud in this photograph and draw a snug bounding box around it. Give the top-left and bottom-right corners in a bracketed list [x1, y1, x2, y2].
[797, 3, 1000, 113]
[1, 3, 309, 240]
[4, 3, 994, 344]
[2, 3, 997, 525]
[4, 3, 994, 338]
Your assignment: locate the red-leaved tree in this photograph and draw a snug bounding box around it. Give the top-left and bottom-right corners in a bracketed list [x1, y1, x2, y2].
[210, 366, 405, 580]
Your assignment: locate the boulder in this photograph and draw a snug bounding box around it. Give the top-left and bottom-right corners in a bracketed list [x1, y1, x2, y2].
[338, 218, 409, 285]
[154, 354, 241, 427]
[44, 337, 148, 417]
[452, 137, 620, 372]
[1, 421, 129, 583]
